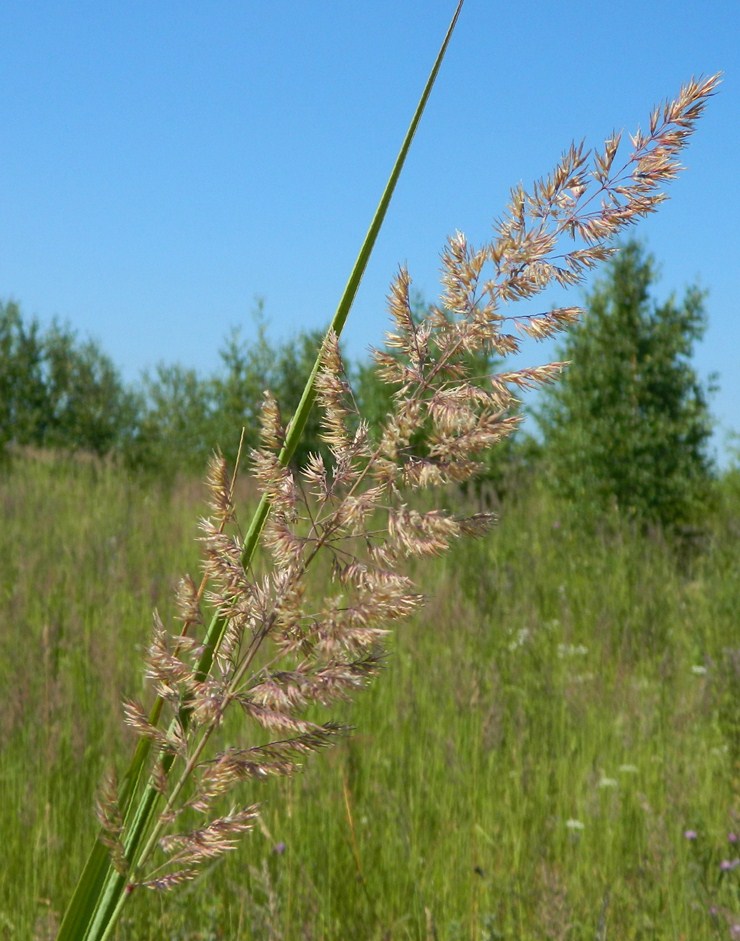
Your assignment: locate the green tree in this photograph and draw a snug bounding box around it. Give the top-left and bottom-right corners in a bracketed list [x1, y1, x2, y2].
[536, 240, 714, 529]
[41, 322, 138, 456]
[0, 299, 137, 459]
[0, 300, 47, 452]
[209, 315, 302, 468]
[209, 312, 274, 465]
[127, 363, 215, 477]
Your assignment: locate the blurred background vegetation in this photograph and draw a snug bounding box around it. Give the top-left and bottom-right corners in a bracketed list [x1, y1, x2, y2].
[1, 239, 726, 534]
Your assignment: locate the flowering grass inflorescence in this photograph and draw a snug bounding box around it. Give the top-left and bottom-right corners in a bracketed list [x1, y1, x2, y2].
[89, 73, 722, 903]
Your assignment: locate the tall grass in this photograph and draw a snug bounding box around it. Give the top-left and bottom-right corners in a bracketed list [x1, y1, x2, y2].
[1, 459, 738, 938]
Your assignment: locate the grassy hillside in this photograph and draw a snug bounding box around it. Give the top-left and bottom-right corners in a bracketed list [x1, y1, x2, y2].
[0, 457, 738, 939]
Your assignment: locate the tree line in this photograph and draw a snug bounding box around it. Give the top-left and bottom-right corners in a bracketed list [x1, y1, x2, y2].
[1, 241, 718, 530]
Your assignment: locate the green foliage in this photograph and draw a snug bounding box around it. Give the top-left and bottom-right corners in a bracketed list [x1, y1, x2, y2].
[0, 246, 719, 522]
[209, 314, 274, 464]
[126, 363, 216, 478]
[40, 322, 139, 457]
[537, 241, 715, 529]
[0, 299, 46, 451]
[122, 302, 331, 478]
[0, 299, 137, 460]
[0, 297, 335, 478]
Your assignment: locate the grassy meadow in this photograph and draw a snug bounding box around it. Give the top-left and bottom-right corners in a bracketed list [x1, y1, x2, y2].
[1, 455, 738, 940]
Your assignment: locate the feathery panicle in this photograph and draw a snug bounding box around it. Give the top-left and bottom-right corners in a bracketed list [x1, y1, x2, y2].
[315, 330, 356, 455]
[191, 726, 346, 812]
[205, 452, 234, 526]
[94, 770, 128, 877]
[135, 868, 199, 893]
[123, 698, 174, 753]
[99, 73, 719, 899]
[258, 390, 285, 452]
[158, 807, 259, 866]
[174, 574, 203, 632]
[249, 449, 298, 518]
[143, 614, 198, 707]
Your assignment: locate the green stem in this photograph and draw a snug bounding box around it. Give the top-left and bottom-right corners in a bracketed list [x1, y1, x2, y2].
[56, 4, 464, 938]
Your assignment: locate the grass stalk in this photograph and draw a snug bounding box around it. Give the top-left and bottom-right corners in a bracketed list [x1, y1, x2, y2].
[56, 4, 465, 939]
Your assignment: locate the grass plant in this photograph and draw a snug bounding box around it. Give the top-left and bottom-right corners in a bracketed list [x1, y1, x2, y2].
[1, 461, 737, 938]
[0, 4, 728, 938]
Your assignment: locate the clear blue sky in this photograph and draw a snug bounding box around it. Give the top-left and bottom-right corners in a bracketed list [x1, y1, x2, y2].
[1, 1, 738, 460]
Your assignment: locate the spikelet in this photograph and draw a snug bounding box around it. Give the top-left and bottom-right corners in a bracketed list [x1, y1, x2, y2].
[158, 807, 259, 866]
[204, 452, 234, 526]
[94, 770, 128, 877]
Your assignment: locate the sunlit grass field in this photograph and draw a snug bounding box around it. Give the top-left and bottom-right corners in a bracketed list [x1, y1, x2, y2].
[1, 456, 738, 940]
